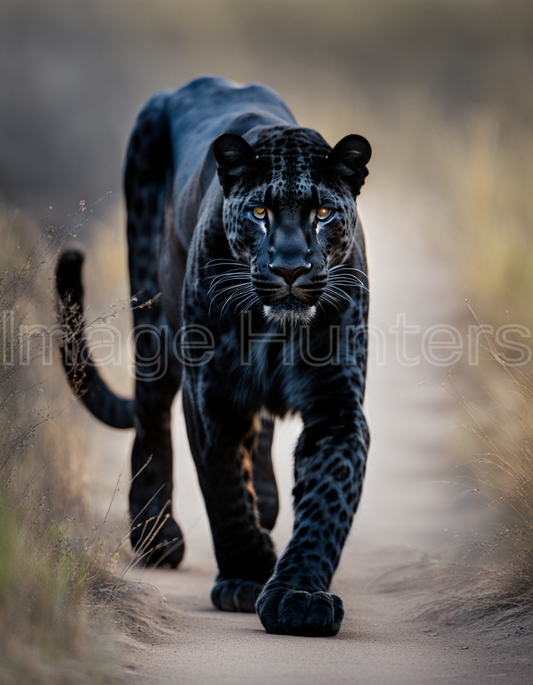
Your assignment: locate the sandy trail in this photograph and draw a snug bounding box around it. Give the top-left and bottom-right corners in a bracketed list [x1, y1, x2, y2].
[96, 183, 531, 684]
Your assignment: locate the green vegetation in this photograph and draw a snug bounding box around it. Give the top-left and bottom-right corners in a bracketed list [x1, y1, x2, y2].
[0, 497, 115, 685]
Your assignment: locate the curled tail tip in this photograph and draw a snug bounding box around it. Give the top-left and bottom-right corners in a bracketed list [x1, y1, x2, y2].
[56, 246, 85, 301]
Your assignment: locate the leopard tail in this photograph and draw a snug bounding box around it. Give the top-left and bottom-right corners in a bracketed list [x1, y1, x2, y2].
[55, 248, 135, 429]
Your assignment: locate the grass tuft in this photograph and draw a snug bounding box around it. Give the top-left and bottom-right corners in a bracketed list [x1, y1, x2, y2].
[0, 203, 119, 683]
[440, 113, 533, 613]
[0, 492, 116, 685]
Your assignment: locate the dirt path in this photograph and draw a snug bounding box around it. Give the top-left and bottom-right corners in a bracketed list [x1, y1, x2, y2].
[98, 183, 531, 684]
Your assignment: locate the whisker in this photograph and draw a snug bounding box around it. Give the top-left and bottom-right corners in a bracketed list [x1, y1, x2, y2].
[319, 290, 342, 311]
[207, 275, 250, 296]
[327, 273, 369, 293]
[327, 284, 354, 305]
[328, 272, 363, 282]
[328, 278, 363, 287]
[217, 292, 238, 318]
[209, 283, 249, 317]
[207, 274, 249, 289]
[236, 294, 261, 314]
[209, 282, 251, 301]
[329, 264, 368, 279]
[230, 286, 255, 307]
[201, 269, 249, 284]
[220, 285, 252, 317]
[329, 281, 369, 294]
[330, 277, 365, 284]
[202, 258, 248, 269]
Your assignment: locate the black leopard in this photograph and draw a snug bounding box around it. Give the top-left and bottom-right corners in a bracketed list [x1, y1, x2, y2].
[55, 76, 371, 637]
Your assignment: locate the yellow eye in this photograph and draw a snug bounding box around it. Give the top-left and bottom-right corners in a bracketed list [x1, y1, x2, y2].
[252, 206, 267, 220]
[316, 207, 332, 220]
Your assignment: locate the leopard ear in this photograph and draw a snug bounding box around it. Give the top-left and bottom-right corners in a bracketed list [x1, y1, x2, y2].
[328, 134, 372, 196]
[213, 133, 256, 195]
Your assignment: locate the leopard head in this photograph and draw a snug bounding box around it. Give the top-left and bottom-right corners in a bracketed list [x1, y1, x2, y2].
[213, 126, 371, 325]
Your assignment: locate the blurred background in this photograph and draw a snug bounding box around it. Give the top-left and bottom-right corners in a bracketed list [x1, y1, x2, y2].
[1, 0, 532, 213]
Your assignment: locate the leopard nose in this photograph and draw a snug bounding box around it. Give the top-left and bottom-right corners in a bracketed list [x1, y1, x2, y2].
[268, 263, 312, 285]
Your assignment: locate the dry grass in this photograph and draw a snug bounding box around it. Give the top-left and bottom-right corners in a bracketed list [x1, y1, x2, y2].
[451, 344, 533, 611]
[0, 205, 120, 684]
[0, 495, 117, 685]
[433, 111, 533, 614]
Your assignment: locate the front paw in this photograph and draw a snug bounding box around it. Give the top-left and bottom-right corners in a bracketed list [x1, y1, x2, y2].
[256, 585, 344, 636]
[211, 578, 263, 613]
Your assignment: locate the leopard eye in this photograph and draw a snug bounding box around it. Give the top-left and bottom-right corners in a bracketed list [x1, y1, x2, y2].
[252, 206, 267, 220]
[316, 207, 332, 221]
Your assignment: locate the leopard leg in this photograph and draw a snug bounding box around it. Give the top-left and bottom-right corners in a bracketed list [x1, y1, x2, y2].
[251, 417, 279, 532]
[129, 327, 184, 568]
[182, 381, 277, 612]
[256, 400, 369, 636]
[124, 93, 186, 567]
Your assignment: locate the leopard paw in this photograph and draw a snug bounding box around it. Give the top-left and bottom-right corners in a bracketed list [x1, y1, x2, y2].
[256, 585, 344, 636]
[210, 578, 263, 613]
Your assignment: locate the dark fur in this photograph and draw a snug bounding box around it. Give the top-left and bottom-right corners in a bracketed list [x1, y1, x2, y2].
[56, 76, 371, 636]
